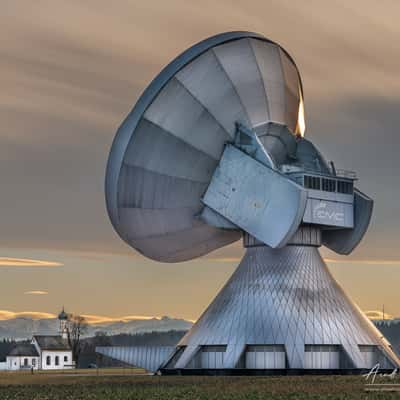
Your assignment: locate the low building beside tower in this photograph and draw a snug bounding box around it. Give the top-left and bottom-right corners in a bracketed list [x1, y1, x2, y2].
[6, 307, 74, 371]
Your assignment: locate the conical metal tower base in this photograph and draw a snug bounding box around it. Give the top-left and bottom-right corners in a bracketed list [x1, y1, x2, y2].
[162, 239, 400, 374]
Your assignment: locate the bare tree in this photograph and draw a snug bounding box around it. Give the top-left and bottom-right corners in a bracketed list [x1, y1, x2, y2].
[65, 314, 87, 366]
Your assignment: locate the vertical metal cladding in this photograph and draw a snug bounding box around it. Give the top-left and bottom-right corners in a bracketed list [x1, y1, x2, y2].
[168, 245, 399, 371]
[105, 32, 304, 262]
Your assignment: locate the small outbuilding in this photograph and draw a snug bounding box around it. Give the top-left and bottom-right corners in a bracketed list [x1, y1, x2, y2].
[6, 344, 39, 371]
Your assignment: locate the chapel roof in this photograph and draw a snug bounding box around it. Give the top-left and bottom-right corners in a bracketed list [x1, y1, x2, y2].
[33, 335, 71, 351]
[9, 343, 39, 357]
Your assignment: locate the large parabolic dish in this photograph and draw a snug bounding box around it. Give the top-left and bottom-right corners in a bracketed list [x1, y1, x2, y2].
[105, 31, 305, 262]
[102, 31, 400, 373]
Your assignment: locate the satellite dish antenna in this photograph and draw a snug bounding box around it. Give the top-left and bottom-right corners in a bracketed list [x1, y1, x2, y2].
[104, 32, 400, 373]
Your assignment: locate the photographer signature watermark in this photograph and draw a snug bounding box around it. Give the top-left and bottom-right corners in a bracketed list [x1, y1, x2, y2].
[364, 364, 400, 392]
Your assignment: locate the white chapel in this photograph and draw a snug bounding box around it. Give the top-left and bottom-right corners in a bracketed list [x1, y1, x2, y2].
[6, 308, 74, 370]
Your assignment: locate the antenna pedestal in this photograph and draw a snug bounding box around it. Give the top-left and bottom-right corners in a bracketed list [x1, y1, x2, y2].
[162, 229, 399, 374]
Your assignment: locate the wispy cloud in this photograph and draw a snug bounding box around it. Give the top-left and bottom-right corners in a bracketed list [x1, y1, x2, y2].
[0, 310, 56, 320]
[325, 259, 400, 266]
[0, 257, 62, 267]
[204, 257, 400, 266]
[81, 314, 161, 324]
[205, 257, 400, 266]
[63, 314, 196, 324]
[364, 310, 394, 320]
[0, 310, 195, 324]
[205, 257, 241, 263]
[24, 290, 48, 295]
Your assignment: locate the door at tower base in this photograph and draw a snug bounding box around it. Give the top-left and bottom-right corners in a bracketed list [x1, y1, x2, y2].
[187, 346, 227, 368]
[359, 345, 379, 369]
[304, 345, 340, 369]
[244, 345, 286, 369]
[357, 345, 392, 369]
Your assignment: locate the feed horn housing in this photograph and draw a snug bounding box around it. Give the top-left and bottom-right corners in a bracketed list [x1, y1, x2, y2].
[102, 31, 400, 374]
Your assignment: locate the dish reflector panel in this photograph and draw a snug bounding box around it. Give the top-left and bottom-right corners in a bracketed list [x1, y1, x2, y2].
[105, 32, 304, 262]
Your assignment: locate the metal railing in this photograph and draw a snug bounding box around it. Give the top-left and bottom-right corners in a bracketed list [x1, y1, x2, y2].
[283, 166, 357, 180]
[334, 169, 357, 179]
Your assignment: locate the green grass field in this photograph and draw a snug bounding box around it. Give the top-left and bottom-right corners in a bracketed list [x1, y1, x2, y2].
[0, 370, 399, 399]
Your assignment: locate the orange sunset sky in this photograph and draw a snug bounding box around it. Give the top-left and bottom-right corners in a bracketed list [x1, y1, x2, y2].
[1, 0, 400, 322]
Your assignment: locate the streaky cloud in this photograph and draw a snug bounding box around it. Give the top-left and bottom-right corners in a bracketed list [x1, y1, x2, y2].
[364, 310, 394, 320]
[205, 257, 241, 263]
[0, 257, 62, 267]
[0, 309, 195, 324]
[24, 290, 49, 295]
[325, 258, 400, 266]
[0, 310, 56, 320]
[81, 314, 162, 324]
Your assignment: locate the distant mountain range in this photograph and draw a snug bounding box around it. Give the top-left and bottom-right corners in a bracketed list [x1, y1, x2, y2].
[1, 316, 399, 357]
[0, 316, 193, 340]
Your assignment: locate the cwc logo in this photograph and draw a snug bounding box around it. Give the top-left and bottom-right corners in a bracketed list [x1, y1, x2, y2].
[313, 202, 344, 223]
